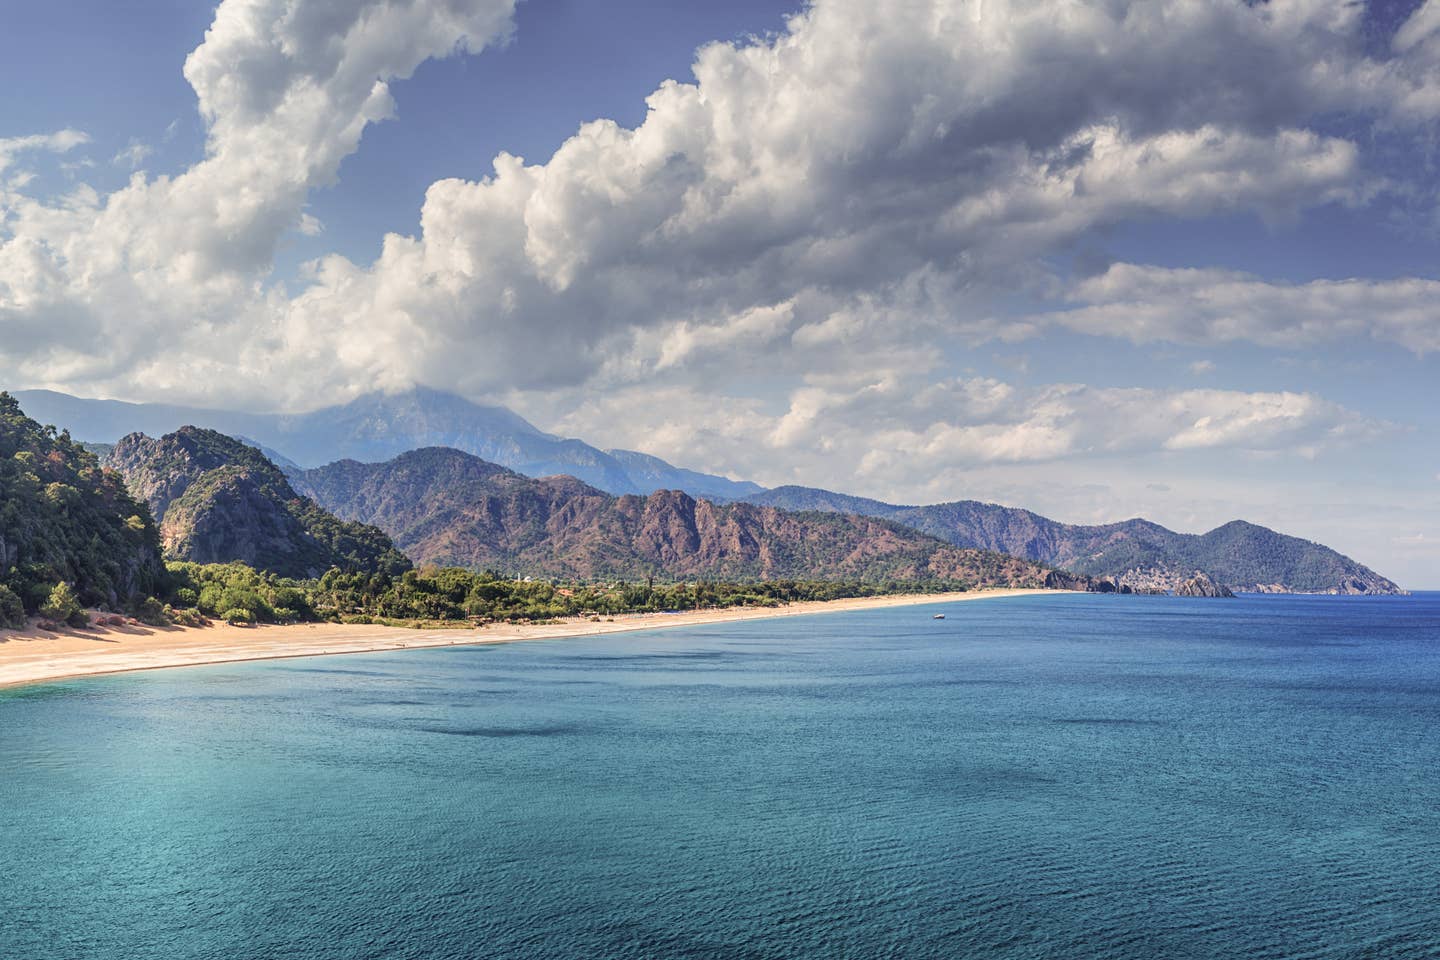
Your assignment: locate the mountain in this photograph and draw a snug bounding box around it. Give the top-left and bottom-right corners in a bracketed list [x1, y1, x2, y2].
[0, 393, 164, 621]
[294, 448, 1089, 587]
[605, 448, 765, 502]
[14, 387, 760, 499]
[745, 487, 1400, 595]
[109, 427, 410, 579]
[18, 388, 1399, 593]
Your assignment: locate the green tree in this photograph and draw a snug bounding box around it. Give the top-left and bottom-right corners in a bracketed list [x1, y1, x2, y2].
[0, 584, 25, 629]
[39, 582, 87, 628]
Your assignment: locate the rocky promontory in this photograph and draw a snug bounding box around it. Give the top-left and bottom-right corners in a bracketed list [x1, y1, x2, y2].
[1173, 573, 1236, 598]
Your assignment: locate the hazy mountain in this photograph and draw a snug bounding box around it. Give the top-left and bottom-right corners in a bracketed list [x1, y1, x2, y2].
[745, 487, 1400, 594]
[605, 448, 765, 502]
[0, 393, 164, 617]
[109, 427, 409, 579]
[14, 387, 759, 499]
[295, 448, 1090, 587]
[17, 388, 1401, 593]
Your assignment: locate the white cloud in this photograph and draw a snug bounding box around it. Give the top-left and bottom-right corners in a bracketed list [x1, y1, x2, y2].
[1395, 0, 1440, 55]
[0, 129, 89, 174]
[111, 140, 153, 170]
[0, 0, 516, 399]
[549, 374, 1388, 497]
[3, 0, 1440, 407]
[1035, 264, 1440, 353]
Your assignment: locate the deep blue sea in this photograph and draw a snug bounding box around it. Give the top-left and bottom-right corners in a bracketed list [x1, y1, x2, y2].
[3, 592, 1440, 959]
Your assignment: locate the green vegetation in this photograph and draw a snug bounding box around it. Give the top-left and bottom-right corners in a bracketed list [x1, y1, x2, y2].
[1, 392, 164, 620]
[164, 562, 317, 624]
[293, 448, 1086, 587]
[0, 584, 25, 629]
[38, 582, 88, 628]
[155, 561, 980, 627]
[110, 426, 411, 579]
[749, 487, 1401, 594]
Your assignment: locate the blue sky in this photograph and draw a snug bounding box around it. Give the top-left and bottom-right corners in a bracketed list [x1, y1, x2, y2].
[1, 0, 1439, 586]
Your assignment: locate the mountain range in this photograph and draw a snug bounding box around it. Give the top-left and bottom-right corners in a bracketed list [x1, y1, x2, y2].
[15, 387, 761, 501]
[18, 387, 1403, 593]
[292, 447, 1087, 587]
[742, 487, 1401, 595]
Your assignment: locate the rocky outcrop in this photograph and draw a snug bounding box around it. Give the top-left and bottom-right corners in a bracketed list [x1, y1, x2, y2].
[1173, 573, 1235, 598]
[110, 427, 409, 579]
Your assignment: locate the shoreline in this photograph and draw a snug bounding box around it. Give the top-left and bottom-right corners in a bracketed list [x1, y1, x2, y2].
[0, 588, 1067, 692]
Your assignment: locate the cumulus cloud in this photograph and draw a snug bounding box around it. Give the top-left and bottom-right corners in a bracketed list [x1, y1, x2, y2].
[281, 0, 1412, 401]
[0, 0, 516, 397]
[0, 130, 90, 178]
[3, 0, 1440, 407]
[548, 373, 1388, 497]
[1035, 264, 1440, 353]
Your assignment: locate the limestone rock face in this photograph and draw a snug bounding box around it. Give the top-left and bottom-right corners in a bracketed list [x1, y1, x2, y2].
[110, 427, 408, 579]
[1173, 573, 1236, 598]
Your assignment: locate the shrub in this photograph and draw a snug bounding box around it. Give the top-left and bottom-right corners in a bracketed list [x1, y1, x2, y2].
[39, 582, 88, 628]
[221, 608, 255, 626]
[0, 584, 25, 629]
[132, 596, 170, 626]
[169, 606, 208, 628]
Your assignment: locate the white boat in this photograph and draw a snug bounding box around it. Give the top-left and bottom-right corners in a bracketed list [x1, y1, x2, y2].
[932, 613, 945, 620]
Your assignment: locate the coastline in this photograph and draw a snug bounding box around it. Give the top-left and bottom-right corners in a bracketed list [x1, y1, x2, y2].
[0, 588, 1066, 691]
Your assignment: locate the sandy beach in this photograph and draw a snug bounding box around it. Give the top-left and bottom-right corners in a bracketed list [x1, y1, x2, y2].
[0, 588, 1065, 691]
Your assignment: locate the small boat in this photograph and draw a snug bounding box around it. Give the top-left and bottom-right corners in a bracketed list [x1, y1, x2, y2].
[932, 613, 945, 620]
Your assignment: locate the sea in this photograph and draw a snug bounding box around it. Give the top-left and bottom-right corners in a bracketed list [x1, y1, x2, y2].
[2, 592, 1439, 959]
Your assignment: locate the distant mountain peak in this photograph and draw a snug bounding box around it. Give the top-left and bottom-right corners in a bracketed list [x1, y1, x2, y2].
[294, 449, 1087, 588]
[14, 387, 762, 500]
[745, 485, 1401, 595]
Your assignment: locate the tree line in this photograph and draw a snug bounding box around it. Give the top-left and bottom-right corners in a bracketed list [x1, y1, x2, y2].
[146, 562, 980, 627]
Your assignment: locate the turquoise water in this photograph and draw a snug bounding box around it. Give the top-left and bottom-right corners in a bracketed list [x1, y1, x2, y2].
[3, 593, 1439, 959]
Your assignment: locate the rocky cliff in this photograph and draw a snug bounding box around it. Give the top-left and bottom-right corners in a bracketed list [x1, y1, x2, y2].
[1173, 573, 1236, 598]
[109, 427, 409, 579]
[295, 448, 1091, 587]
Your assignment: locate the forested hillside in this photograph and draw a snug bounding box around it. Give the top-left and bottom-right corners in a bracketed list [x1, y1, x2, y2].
[0, 393, 164, 625]
[296, 448, 1089, 588]
[746, 487, 1400, 594]
[109, 427, 409, 579]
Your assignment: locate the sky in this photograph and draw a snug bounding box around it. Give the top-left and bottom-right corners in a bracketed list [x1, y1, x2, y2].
[1, 0, 1439, 587]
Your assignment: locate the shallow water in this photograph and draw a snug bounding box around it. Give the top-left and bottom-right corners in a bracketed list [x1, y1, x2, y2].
[3, 593, 1439, 959]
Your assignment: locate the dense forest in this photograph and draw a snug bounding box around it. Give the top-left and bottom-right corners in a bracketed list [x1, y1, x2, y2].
[161, 562, 989, 626]
[0, 392, 164, 627]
